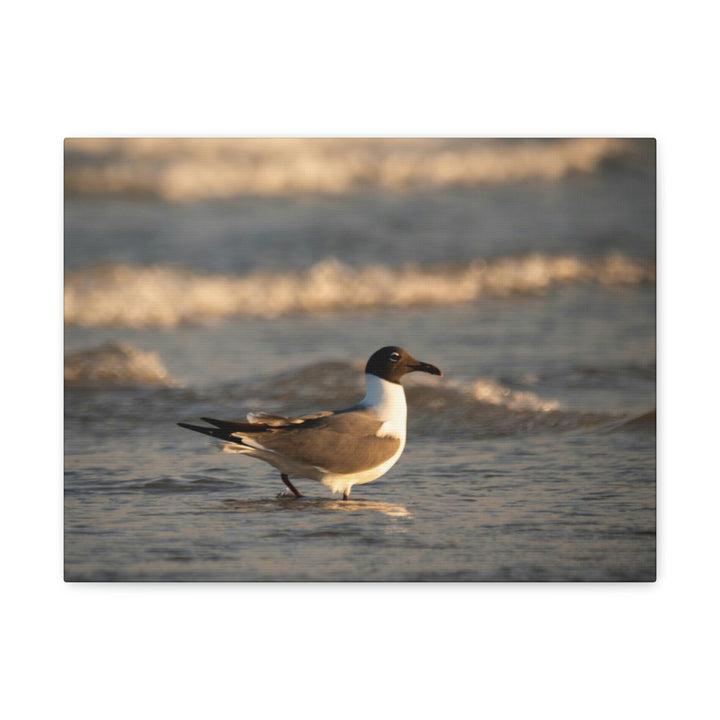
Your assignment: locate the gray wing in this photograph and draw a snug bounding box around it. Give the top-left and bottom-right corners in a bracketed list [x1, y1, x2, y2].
[246, 411, 334, 426]
[241, 408, 400, 474]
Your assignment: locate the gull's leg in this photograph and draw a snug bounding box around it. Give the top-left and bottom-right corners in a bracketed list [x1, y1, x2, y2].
[281, 473, 302, 498]
[342, 490, 350, 501]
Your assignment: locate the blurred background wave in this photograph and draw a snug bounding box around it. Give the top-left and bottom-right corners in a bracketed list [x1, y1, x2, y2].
[64, 138, 651, 200]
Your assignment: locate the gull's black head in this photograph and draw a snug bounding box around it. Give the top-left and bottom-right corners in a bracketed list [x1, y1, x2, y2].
[365, 346, 443, 385]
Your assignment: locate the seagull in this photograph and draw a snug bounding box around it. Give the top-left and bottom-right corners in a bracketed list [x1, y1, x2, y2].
[178, 346, 442, 500]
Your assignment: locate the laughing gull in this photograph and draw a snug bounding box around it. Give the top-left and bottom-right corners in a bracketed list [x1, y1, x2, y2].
[178, 346, 442, 500]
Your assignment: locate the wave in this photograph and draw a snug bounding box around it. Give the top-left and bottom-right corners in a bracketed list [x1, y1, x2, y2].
[232, 359, 560, 415]
[66, 349, 636, 438]
[63, 345, 559, 415]
[64, 344, 559, 415]
[64, 138, 646, 201]
[64, 253, 655, 328]
[64, 342, 178, 387]
[205, 361, 610, 438]
[404, 374, 611, 437]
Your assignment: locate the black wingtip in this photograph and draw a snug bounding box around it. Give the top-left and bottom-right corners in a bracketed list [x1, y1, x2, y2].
[201, 417, 229, 428]
[177, 422, 218, 436]
[177, 421, 247, 445]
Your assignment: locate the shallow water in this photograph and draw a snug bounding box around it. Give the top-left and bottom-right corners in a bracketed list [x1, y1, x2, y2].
[64, 292, 655, 581]
[64, 140, 655, 581]
[64, 411, 654, 581]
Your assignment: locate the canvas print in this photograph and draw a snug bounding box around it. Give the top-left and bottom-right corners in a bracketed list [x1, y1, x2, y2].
[64, 138, 656, 581]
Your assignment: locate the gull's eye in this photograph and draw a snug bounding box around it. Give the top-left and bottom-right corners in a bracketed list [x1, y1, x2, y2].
[389, 352, 401, 363]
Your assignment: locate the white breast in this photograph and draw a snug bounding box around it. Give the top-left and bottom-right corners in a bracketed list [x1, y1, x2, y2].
[319, 374, 409, 495]
[359, 374, 407, 441]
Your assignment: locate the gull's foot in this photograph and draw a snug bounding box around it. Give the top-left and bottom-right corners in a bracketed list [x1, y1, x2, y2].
[280, 473, 303, 498]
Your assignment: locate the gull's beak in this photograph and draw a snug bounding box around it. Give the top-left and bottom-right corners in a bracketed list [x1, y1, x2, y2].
[411, 360, 443, 377]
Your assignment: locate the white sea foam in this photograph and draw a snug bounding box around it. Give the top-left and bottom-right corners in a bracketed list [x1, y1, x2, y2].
[64, 342, 178, 387]
[469, 378, 559, 412]
[405, 371, 559, 413]
[64, 253, 654, 328]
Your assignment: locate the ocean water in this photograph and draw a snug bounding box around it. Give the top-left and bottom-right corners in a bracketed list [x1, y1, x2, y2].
[64, 139, 656, 581]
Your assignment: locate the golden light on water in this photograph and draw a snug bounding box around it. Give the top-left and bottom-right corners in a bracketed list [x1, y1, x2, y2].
[222, 497, 412, 518]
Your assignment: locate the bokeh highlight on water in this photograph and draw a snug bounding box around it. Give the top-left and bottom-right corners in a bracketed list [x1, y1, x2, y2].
[64, 139, 655, 581]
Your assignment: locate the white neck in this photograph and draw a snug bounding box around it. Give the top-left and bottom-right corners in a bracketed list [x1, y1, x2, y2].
[360, 374, 407, 439]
